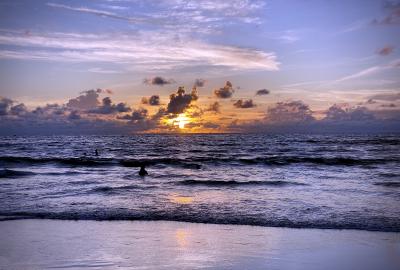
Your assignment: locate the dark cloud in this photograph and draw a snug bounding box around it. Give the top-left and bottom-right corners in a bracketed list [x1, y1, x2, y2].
[194, 79, 206, 87]
[66, 89, 101, 110]
[31, 104, 67, 116]
[0, 97, 14, 115]
[373, 1, 400, 25]
[68, 110, 81, 120]
[141, 95, 161, 106]
[366, 99, 377, 104]
[9, 103, 28, 116]
[166, 86, 198, 114]
[144, 76, 175, 86]
[233, 99, 256, 108]
[266, 101, 314, 122]
[88, 97, 131, 114]
[214, 81, 235, 99]
[117, 108, 148, 122]
[381, 103, 397, 108]
[255, 89, 270, 96]
[324, 104, 375, 121]
[377, 45, 395, 56]
[207, 102, 221, 113]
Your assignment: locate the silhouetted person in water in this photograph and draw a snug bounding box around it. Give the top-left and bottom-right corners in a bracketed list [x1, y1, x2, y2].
[139, 165, 148, 176]
[95, 149, 99, 156]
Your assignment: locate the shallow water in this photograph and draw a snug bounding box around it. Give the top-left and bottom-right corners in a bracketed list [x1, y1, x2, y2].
[0, 134, 399, 231]
[2, 220, 399, 270]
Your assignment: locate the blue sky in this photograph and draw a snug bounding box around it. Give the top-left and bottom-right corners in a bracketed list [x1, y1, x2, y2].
[0, 0, 399, 134]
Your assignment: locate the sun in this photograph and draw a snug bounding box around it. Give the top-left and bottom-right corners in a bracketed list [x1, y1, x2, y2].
[169, 113, 191, 129]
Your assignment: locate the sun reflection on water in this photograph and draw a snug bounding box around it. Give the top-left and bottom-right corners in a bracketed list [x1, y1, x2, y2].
[169, 195, 194, 204]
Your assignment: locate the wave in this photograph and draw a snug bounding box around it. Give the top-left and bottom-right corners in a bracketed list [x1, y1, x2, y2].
[177, 180, 307, 186]
[379, 173, 400, 178]
[91, 185, 155, 193]
[1, 211, 398, 232]
[0, 169, 87, 179]
[374, 182, 400, 187]
[0, 169, 35, 178]
[0, 155, 395, 168]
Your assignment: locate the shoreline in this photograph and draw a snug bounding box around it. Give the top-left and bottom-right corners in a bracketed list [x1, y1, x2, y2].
[1, 215, 399, 233]
[1, 219, 399, 270]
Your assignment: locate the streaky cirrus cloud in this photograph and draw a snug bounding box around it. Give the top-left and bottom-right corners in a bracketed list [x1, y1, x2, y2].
[372, 1, 400, 25]
[0, 29, 279, 72]
[369, 92, 400, 101]
[47, 0, 265, 32]
[335, 59, 400, 82]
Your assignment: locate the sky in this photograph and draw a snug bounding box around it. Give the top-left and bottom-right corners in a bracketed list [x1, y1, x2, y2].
[0, 0, 399, 134]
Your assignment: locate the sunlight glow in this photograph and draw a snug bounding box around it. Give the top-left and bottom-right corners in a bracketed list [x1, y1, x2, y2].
[170, 195, 194, 204]
[169, 113, 191, 129]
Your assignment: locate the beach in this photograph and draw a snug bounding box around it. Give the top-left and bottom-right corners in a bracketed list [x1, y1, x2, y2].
[0, 219, 399, 270]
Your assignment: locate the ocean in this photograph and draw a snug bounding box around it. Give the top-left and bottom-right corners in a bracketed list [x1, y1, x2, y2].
[0, 134, 399, 232]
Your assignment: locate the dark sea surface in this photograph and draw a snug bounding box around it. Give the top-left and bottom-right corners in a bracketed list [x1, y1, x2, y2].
[0, 134, 399, 232]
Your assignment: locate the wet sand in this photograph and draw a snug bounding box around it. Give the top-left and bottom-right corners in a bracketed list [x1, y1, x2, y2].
[0, 219, 399, 270]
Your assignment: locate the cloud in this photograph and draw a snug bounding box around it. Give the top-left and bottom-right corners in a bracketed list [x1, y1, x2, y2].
[335, 59, 400, 82]
[194, 79, 206, 87]
[68, 110, 81, 120]
[166, 86, 198, 114]
[67, 89, 102, 110]
[255, 89, 270, 95]
[9, 103, 28, 116]
[381, 103, 397, 108]
[0, 29, 279, 72]
[144, 77, 175, 86]
[88, 97, 131, 114]
[117, 108, 148, 122]
[47, 3, 149, 24]
[47, 1, 266, 30]
[202, 122, 220, 129]
[369, 92, 400, 101]
[372, 1, 400, 25]
[1, 93, 399, 135]
[324, 104, 375, 121]
[142, 95, 161, 106]
[206, 102, 221, 113]
[0, 94, 153, 135]
[0, 97, 13, 115]
[266, 101, 315, 123]
[233, 99, 256, 108]
[377, 45, 395, 56]
[214, 81, 235, 98]
[0, 97, 29, 116]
